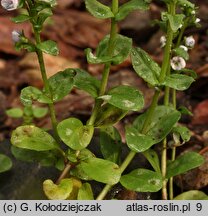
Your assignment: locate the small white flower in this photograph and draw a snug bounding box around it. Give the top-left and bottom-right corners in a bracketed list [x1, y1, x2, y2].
[12, 30, 21, 42]
[1, 0, 19, 11]
[160, 35, 166, 48]
[179, 45, 188, 52]
[185, 35, 195, 48]
[191, 10, 196, 15]
[171, 56, 186, 71]
[195, 18, 200, 24]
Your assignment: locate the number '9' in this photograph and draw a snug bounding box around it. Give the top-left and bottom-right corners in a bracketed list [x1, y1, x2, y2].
[196, 203, 202, 211]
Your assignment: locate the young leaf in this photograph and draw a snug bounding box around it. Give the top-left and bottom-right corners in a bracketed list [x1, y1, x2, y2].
[11, 14, 30, 23]
[166, 152, 205, 178]
[120, 169, 162, 192]
[100, 126, 122, 163]
[0, 154, 12, 173]
[77, 183, 94, 200]
[131, 47, 160, 86]
[178, 0, 195, 9]
[178, 106, 193, 116]
[6, 108, 23, 118]
[15, 41, 36, 52]
[21, 86, 52, 106]
[85, 0, 114, 19]
[173, 47, 189, 60]
[74, 69, 101, 98]
[70, 164, 93, 181]
[11, 125, 59, 151]
[115, 0, 150, 21]
[57, 118, 94, 150]
[43, 178, 73, 200]
[172, 125, 191, 143]
[86, 34, 132, 65]
[80, 157, 121, 185]
[47, 69, 75, 102]
[32, 107, 48, 118]
[126, 126, 155, 152]
[181, 68, 197, 79]
[94, 104, 128, 127]
[174, 190, 208, 200]
[162, 74, 195, 91]
[36, 40, 59, 56]
[167, 14, 185, 32]
[11, 146, 57, 167]
[143, 149, 161, 173]
[99, 85, 144, 111]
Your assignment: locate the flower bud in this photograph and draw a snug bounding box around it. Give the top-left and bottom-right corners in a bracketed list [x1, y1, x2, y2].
[185, 36, 195, 48]
[1, 0, 19, 11]
[12, 30, 21, 42]
[160, 35, 166, 48]
[171, 56, 186, 71]
[179, 45, 188, 52]
[195, 18, 200, 24]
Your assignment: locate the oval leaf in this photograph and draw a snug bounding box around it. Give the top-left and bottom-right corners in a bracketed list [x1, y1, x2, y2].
[47, 69, 75, 102]
[11, 14, 30, 23]
[120, 169, 162, 192]
[74, 69, 101, 98]
[6, 108, 23, 118]
[174, 190, 208, 200]
[0, 154, 12, 173]
[162, 74, 195, 91]
[85, 0, 114, 19]
[99, 85, 144, 111]
[126, 127, 155, 152]
[100, 126, 122, 163]
[167, 152, 205, 178]
[80, 158, 121, 185]
[57, 118, 94, 150]
[36, 40, 59, 56]
[167, 14, 185, 32]
[131, 47, 160, 86]
[115, 0, 150, 21]
[77, 183, 94, 200]
[11, 125, 59, 151]
[86, 34, 132, 65]
[43, 178, 73, 200]
[32, 107, 48, 118]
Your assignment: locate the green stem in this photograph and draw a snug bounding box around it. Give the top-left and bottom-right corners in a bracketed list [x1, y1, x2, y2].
[88, 0, 118, 126]
[33, 30, 60, 143]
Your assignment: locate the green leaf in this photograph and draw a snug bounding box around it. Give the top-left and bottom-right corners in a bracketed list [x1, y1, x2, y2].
[143, 149, 161, 173]
[120, 169, 162, 192]
[43, 178, 73, 200]
[80, 157, 121, 185]
[0, 154, 12, 173]
[99, 85, 144, 111]
[85, 0, 114, 19]
[57, 118, 94, 150]
[74, 69, 101, 98]
[162, 74, 195, 90]
[15, 41, 36, 52]
[47, 69, 75, 102]
[32, 107, 48, 118]
[77, 183, 94, 200]
[100, 126, 122, 163]
[21, 86, 52, 106]
[36, 9, 53, 29]
[126, 127, 155, 152]
[174, 190, 208, 200]
[173, 47, 189, 60]
[166, 152, 205, 178]
[86, 34, 132, 65]
[167, 14, 185, 32]
[178, 106, 193, 116]
[94, 104, 128, 127]
[36, 40, 59, 56]
[70, 164, 93, 181]
[6, 108, 23, 118]
[11, 125, 59, 151]
[11, 146, 57, 167]
[115, 0, 150, 21]
[133, 106, 181, 143]
[131, 47, 160, 86]
[11, 14, 30, 23]
[181, 68, 197, 79]
[178, 0, 195, 9]
[172, 125, 191, 143]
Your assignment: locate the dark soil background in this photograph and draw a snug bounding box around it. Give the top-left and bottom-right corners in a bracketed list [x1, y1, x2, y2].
[0, 0, 208, 199]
